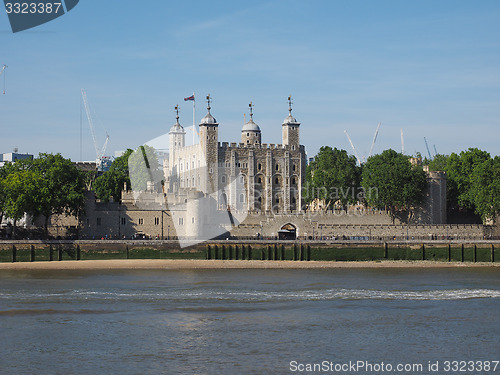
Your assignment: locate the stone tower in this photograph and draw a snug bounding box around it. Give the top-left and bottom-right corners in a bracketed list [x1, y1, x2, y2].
[282, 96, 300, 150]
[198, 94, 219, 194]
[241, 102, 262, 145]
[168, 105, 185, 190]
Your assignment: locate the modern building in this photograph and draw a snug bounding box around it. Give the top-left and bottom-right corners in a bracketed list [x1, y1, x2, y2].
[0, 151, 33, 167]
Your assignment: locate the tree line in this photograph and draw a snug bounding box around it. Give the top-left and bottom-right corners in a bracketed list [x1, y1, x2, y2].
[304, 147, 427, 222]
[426, 148, 500, 223]
[0, 146, 162, 238]
[304, 146, 500, 224]
[0, 153, 86, 237]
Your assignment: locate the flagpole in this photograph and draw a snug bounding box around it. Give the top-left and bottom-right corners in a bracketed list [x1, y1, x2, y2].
[192, 92, 195, 144]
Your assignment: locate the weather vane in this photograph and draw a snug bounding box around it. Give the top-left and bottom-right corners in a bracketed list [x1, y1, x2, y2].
[175, 104, 179, 120]
[249, 101, 254, 120]
[206, 94, 211, 112]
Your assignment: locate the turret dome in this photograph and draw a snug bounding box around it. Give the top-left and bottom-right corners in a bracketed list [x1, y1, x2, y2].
[242, 119, 261, 132]
[200, 112, 218, 125]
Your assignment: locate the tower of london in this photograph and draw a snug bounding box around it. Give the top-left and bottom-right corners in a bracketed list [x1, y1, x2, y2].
[164, 95, 307, 215]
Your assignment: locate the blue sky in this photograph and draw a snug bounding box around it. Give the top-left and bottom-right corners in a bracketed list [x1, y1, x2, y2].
[0, 0, 499, 162]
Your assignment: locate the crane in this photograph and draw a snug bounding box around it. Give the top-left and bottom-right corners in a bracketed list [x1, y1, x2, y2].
[0, 64, 7, 94]
[344, 130, 362, 165]
[81, 89, 110, 170]
[424, 137, 432, 159]
[368, 122, 381, 158]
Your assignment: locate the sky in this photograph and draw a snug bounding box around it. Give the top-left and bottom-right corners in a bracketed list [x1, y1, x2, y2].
[0, 0, 499, 162]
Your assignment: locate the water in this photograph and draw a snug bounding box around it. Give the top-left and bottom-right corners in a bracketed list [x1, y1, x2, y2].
[0, 268, 499, 375]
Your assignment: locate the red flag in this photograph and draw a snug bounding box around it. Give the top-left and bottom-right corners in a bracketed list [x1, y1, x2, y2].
[184, 94, 195, 101]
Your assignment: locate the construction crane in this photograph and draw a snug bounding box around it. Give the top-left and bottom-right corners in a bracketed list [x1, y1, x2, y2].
[81, 89, 110, 171]
[344, 130, 362, 165]
[368, 122, 381, 158]
[433, 144, 438, 156]
[0, 64, 7, 94]
[424, 137, 432, 159]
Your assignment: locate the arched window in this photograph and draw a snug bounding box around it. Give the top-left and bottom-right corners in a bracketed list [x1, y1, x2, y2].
[257, 177, 262, 184]
[275, 177, 279, 185]
[221, 175, 226, 184]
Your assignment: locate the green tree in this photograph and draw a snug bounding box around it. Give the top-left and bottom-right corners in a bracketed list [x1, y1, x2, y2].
[362, 149, 428, 222]
[1, 169, 44, 238]
[471, 156, 500, 223]
[445, 148, 490, 212]
[29, 154, 86, 233]
[428, 154, 448, 171]
[93, 149, 133, 202]
[304, 147, 360, 210]
[0, 163, 16, 224]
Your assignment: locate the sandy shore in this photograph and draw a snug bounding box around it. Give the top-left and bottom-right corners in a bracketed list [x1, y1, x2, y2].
[0, 259, 498, 270]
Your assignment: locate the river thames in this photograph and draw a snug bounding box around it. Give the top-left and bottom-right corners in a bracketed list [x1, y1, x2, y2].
[0, 267, 499, 374]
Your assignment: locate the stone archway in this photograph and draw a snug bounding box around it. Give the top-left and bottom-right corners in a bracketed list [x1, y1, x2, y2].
[278, 223, 297, 240]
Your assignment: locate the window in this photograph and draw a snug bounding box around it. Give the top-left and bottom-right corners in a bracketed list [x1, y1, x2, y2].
[121, 217, 126, 225]
[275, 177, 279, 184]
[221, 175, 226, 183]
[192, 177, 195, 186]
[155, 217, 160, 225]
[275, 197, 279, 204]
[239, 193, 245, 203]
[179, 217, 184, 225]
[138, 218, 144, 225]
[239, 175, 244, 184]
[293, 164, 296, 171]
[257, 177, 262, 184]
[275, 164, 279, 171]
[97, 218, 101, 226]
[291, 178, 296, 185]
[247, 133, 250, 136]
[258, 163, 262, 170]
[192, 217, 195, 223]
